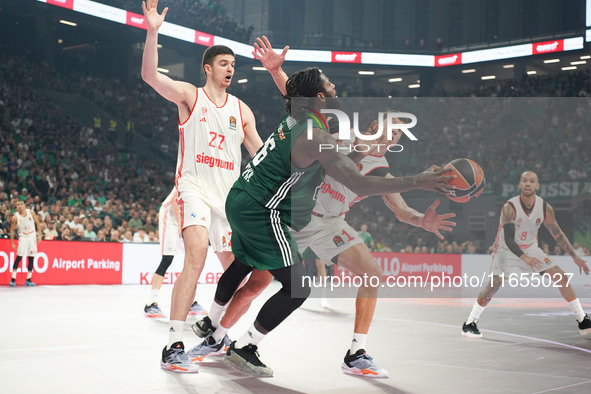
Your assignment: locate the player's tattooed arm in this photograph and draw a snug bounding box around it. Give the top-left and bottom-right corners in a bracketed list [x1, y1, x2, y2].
[544, 202, 590, 275]
[544, 203, 575, 257]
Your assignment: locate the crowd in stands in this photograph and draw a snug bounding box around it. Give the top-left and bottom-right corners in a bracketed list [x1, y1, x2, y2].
[1, 46, 590, 252]
[100, 0, 254, 43]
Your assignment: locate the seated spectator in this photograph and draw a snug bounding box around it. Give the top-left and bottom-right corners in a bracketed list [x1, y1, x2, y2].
[95, 229, 107, 242]
[110, 229, 122, 242]
[132, 227, 150, 243]
[43, 220, 59, 240]
[84, 223, 97, 240]
[122, 230, 133, 242]
[59, 227, 75, 241]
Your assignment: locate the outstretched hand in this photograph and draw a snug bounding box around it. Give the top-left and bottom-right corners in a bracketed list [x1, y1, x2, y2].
[420, 199, 456, 240]
[573, 255, 590, 275]
[252, 35, 289, 72]
[142, 0, 168, 31]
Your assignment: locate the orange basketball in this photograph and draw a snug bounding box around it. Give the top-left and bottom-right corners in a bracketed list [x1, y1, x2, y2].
[443, 158, 485, 203]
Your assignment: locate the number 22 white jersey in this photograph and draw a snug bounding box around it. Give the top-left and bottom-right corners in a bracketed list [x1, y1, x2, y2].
[175, 87, 245, 204]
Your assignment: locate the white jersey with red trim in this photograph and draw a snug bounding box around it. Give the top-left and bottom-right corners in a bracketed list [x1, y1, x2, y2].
[175, 87, 245, 203]
[16, 209, 36, 238]
[494, 195, 545, 251]
[312, 134, 389, 217]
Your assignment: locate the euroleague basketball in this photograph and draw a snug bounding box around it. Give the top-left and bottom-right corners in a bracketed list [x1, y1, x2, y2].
[443, 158, 485, 203]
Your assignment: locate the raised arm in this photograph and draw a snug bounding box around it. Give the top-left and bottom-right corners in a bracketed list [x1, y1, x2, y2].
[544, 202, 589, 275]
[292, 127, 453, 196]
[239, 101, 264, 157]
[141, 0, 195, 116]
[253, 35, 289, 96]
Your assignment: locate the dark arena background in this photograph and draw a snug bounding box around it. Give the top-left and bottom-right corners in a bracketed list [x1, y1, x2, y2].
[1, 1, 591, 393]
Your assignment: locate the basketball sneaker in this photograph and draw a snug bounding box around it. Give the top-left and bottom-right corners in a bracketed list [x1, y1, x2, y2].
[144, 302, 165, 318]
[187, 333, 228, 362]
[192, 316, 214, 338]
[462, 321, 483, 338]
[341, 349, 388, 378]
[10, 279, 15, 287]
[578, 314, 591, 335]
[224, 341, 273, 377]
[25, 279, 35, 286]
[160, 341, 199, 373]
[188, 301, 207, 316]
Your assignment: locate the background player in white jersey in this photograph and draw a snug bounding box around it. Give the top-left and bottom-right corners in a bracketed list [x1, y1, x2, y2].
[144, 188, 206, 318]
[187, 37, 456, 377]
[10, 200, 42, 286]
[462, 171, 591, 337]
[141, 0, 270, 373]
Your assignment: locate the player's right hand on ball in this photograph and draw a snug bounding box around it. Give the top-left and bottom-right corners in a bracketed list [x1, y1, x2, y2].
[413, 167, 456, 193]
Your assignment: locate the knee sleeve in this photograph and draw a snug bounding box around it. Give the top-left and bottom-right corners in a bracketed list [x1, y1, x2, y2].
[27, 257, 34, 272]
[154, 255, 174, 276]
[214, 259, 253, 304]
[255, 263, 311, 332]
[13, 256, 22, 271]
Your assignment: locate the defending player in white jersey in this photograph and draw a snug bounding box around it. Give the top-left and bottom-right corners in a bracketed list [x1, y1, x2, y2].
[141, 0, 271, 373]
[10, 200, 42, 287]
[462, 171, 591, 337]
[186, 36, 456, 378]
[143, 188, 207, 318]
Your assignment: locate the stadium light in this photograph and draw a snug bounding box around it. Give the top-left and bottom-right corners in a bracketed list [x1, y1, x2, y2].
[252, 66, 266, 71]
[461, 69, 476, 73]
[408, 84, 420, 88]
[527, 70, 537, 75]
[503, 64, 514, 68]
[543, 59, 560, 63]
[481, 75, 496, 80]
[358, 71, 375, 75]
[571, 61, 587, 65]
[59, 20, 77, 27]
[157, 68, 169, 73]
[388, 77, 402, 83]
[237, 79, 248, 84]
[561, 66, 577, 71]
[581, 55, 591, 59]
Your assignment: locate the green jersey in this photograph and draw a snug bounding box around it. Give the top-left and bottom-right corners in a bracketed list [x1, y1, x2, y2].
[233, 112, 327, 231]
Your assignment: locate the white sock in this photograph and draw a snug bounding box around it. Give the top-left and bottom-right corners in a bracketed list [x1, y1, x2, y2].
[568, 299, 586, 322]
[209, 302, 226, 328]
[466, 301, 486, 324]
[26, 271, 33, 280]
[234, 323, 266, 348]
[167, 320, 185, 349]
[350, 333, 367, 354]
[212, 324, 229, 343]
[148, 289, 159, 305]
[11, 271, 17, 280]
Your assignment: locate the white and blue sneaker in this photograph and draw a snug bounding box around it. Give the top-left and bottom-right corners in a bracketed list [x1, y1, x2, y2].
[341, 349, 388, 378]
[160, 342, 199, 373]
[144, 302, 165, 318]
[187, 333, 228, 362]
[189, 301, 207, 316]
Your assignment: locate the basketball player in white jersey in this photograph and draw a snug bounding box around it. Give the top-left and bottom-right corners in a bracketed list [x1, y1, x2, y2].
[187, 37, 456, 377]
[10, 200, 42, 286]
[141, 0, 270, 373]
[462, 171, 590, 337]
[144, 188, 207, 318]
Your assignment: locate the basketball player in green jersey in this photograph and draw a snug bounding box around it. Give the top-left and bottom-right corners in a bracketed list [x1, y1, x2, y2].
[202, 67, 453, 377]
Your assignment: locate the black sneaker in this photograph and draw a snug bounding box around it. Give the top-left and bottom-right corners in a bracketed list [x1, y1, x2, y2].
[144, 302, 165, 318]
[461, 321, 483, 338]
[192, 315, 214, 338]
[160, 341, 199, 373]
[578, 314, 591, 335]
[25, 279, 36, 287]
[342, 349, 388, 378]
[224, 341, 273, 377]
